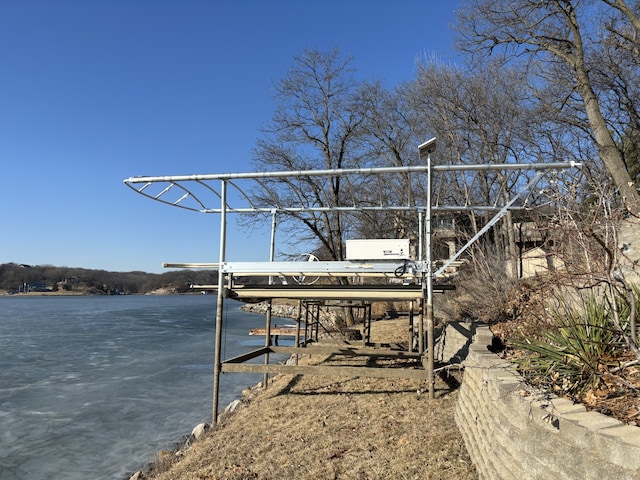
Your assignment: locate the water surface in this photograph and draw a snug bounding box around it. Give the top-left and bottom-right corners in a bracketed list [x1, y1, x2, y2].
[0, 295, 283, 479]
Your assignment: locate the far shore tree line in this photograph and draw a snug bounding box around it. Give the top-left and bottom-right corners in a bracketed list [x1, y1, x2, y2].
[0, 263, 217, 295]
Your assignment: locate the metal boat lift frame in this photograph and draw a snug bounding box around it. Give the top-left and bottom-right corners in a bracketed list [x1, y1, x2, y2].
[124, 140, 581, 423]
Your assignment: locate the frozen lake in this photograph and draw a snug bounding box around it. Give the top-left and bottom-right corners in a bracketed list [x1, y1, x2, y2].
[0, 295, 286, 479]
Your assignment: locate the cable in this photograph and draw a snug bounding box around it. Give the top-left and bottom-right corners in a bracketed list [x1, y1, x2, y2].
[394, 260, 408, 278]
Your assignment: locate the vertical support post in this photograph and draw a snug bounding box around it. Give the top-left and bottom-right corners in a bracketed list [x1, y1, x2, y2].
[263, 210, 277, 388]
[313, 303, 320, 341]
[426, 148, 435, 400]
[418, 212, 425, 354]
[419, 138, 437, 401]
[418, 298, 424, 353]
[409, 301, 415, 351]
[264, 302, 272, 385]
[212, 179, 227, 426]
[295, 299, 302, 364]
[417, 210, 425, 354]
[418, 210, 423, 262]
[364, 303, 370, 344]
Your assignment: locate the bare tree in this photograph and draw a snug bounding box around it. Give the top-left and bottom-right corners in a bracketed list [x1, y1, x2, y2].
[249, 48, 367, 261]
[455, 0, 640, 214]
[407, 59, 545, 275]
[353, 81, 425, 255]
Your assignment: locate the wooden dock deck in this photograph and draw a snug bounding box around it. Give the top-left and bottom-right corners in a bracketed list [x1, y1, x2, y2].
[249, 327, 299, 337]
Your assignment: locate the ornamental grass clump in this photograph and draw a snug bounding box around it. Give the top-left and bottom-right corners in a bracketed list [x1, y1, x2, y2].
[513, 294, 627, 398]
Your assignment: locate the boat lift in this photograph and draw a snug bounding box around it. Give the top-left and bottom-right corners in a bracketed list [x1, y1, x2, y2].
[124, 138, 581, 424]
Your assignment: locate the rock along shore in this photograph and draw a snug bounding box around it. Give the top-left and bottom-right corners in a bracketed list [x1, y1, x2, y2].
[240, 301, 340, 325]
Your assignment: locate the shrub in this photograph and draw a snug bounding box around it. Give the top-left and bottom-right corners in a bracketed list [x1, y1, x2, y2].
[513, 294, 627, 398]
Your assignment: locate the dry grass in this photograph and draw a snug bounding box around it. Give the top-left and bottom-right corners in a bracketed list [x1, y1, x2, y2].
[143, 318, 477, 480]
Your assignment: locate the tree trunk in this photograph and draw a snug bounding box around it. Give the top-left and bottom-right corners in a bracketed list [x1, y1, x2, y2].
[566, 2, 640, 213]
[579, 76, 640, 214]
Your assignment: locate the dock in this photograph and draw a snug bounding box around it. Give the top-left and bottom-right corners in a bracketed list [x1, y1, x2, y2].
[249, 326, 301, 345]
[249, 326, 363, 344]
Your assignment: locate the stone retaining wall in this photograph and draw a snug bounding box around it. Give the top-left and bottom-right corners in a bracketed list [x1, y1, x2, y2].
[455, 325, 640, 480]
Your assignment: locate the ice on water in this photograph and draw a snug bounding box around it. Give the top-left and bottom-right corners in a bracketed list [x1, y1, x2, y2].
[0, 295, 282, 480]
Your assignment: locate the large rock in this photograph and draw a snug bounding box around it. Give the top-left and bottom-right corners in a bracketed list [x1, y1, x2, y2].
[188, 422, 210, 444]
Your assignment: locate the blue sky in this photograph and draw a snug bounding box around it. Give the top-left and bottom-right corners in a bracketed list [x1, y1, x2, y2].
[1, 0, 460, 273]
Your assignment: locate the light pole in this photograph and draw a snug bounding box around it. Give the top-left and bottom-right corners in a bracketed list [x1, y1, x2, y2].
[418, 137, 436, 399]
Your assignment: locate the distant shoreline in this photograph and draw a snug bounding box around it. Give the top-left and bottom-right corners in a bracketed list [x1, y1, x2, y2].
[0, 291, 204, 297]
[0, 290, 90, 297]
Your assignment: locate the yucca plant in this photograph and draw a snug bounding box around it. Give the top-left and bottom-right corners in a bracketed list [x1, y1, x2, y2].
[513, 294, 626, 398]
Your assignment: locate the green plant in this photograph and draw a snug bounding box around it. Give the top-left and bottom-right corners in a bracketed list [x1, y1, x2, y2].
[513, 294, 626, 397]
